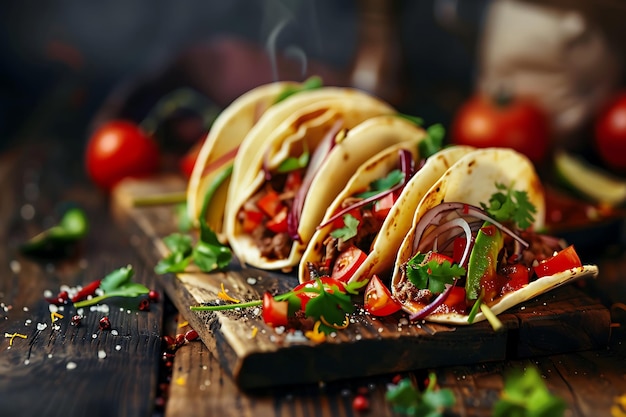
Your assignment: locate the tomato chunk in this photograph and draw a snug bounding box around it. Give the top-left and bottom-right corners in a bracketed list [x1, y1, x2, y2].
[372, 193, 396, 220]
[262, 292, 289, 327]
[293, 277, 346, 311]
[266, 206, 289, 233]
[533, 245, 582, 278]
[364, 275, 401, 316]
[331, 246, 367, 282]
[241, 209, 263, 233]
[442, 286, 466, 312]
[256, 190, 284, 218]
[500, 263, 530, 294]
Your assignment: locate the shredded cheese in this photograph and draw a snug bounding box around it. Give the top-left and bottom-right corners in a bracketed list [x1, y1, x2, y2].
[250, 326, 258, 339]
[217, 283, 240, 303]
[612, 394, 626, 417]
[4, 332, 27, 346]
[50, 311, 64, 323]
[178, 321, 189, 328]
[320, 315, 349, 330]
[305, 321, 326, 344]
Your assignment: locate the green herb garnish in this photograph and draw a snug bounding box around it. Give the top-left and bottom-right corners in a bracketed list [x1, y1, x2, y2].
[20, 206, 89, 255]
[356, 169, 405, 199]
[406, 252, 466, 294]
[73, 265, 150, 308]
[277, 147, 310, 173]
[418, 123, 446, 159]
[494, 367, 567, 417]
[481, 182, 536, 230]
[274, 76, 323, 104]
[155, 224, 231, 274]
[329, 213, 360, 241]
[385, 373, 456, 416]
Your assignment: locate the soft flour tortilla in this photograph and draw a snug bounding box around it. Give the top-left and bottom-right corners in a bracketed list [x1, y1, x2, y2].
[422, 265, 598, 324]
[186, 81, 299, 235]
[299, 145, 476, 284]
[225, 112, 440, 271]
[391, 147, 596, 324]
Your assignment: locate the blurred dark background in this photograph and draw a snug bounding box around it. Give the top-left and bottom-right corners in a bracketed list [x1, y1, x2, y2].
[0, 0, 486, 153]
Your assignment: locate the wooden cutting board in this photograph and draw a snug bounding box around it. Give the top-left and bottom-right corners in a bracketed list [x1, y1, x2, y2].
[111, 175, 612, 390]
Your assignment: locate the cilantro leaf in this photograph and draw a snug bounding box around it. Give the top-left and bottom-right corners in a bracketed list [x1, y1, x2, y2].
[277, 148, 309, 173]
[301, 279, 356, 334]
[155, 222, 232, 274]
[385, 373, 455, 416]
[274, 76, 323, 104]
[418, 123, 446, 159]
[73, 266, 150, 309]
[100, 265, 134, 293]
[481, 182, 536, 230]
[405, 252, 465, 294]
[330, 213, 359, 241]
[356, 169, 405, 199]
[494, 367, 567, 417]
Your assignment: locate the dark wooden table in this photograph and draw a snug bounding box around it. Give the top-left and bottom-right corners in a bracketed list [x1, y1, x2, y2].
[2, 139, 626, 417]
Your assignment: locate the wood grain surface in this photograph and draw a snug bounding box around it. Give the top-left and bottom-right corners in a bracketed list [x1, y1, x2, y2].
[112, 175, 612, 390]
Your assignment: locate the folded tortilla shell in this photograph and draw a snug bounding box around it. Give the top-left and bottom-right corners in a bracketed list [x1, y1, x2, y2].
[390, 147, 581, 324]
[226, 111, 441, 271]
[299, 144, 476, 284]
[186, 81, 299, 234]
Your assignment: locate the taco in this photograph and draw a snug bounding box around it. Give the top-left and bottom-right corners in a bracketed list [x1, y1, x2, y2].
[224, 110, 434, 271]
[299, 144, 476, 285]
[390, 147, 598, 325]
[186, 78, 323, 237]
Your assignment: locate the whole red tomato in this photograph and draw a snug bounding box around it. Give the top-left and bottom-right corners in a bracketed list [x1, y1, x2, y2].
[594, 92, 626, 172]
[450, 94, 550, 164]
[85, 120, 160, 191]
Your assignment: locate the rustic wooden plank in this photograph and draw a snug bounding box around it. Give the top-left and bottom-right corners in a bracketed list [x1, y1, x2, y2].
[0, 144, 163, 417]
[112, 175, 612, 391]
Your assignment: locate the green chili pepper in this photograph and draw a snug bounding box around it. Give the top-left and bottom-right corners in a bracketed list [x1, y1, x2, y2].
[20, 207, 89, 255]
[465, 222, 503, 301]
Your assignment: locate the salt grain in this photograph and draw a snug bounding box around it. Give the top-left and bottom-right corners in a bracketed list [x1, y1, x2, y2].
[115, 345, 122, 351]
[246, 277, 257, 285]
[37, 323, 47, 331]
[111, 329, 118, 336]
[92, 333, 98, 339]
[66, 362, 77, 370]
[98, 350, 106, 359]
[24, 359, 30, 365]
[9, 260, 21, 274]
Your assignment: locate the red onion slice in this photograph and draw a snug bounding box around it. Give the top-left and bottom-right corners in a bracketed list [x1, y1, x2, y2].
[317, 149, 414, 230]
[287, 119, 344, 241]
[409, 282, 456, 321]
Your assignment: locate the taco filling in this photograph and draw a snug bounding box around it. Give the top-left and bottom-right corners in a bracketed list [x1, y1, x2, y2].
[392, 183, 583, 321]
[309, 149, 416, 279]
[237, 121, 344, 261]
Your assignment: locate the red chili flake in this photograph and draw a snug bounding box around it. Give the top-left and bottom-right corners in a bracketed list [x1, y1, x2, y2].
[148, 290, 160, 303]
[138, 298, 150, 311]
[352, 394, 369, 412]
[392, 374, 403, 384]
[71, 315, 82, 326]
[162, 335, 177, 352]
[184, 329, 199, 342]
[58, 291, 69, 302]
[99, 316, 111, 331]
[72, 279, 102, 303]
[175, 334, 185, 347]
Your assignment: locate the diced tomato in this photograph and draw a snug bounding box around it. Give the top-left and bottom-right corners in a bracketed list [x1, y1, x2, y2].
[262, 292, 289, 328]
[372, 193, 396, 220]
[443, 286, 466, 312]
[364, 274, 402, 316]
[331, 246, 368, 282]
[452, 236, 474, 266]
[241, 209, 263, 233]
[331, 208, 363, 231]
[500, 263, 530, 294]
[256, 190, 284, 218]
[533, 245, 582, 278]
[293, 277, 346, 311]
[284, 170, 303, 192]
[266, 206, 289, 233]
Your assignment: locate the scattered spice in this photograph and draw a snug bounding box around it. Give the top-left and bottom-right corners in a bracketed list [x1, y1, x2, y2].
[50, 311, 64, 323]
[99, 316, 111, 331]
[4, 332, 27, 346]
[217, 283, 240, 303]
[304, 321, 326, 344]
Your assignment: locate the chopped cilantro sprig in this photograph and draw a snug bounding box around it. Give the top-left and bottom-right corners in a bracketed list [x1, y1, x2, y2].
[481, 182, 536, 230]
[385, 373, 456, 416]
[405, 252, 466, 294]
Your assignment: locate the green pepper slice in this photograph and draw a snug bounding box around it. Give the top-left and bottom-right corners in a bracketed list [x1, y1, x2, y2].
[465, 222, 503, 301]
